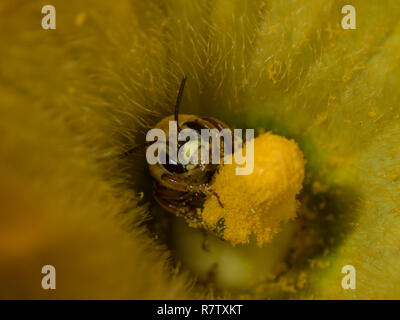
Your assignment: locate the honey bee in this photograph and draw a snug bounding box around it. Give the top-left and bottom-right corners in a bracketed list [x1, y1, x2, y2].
[122, 76, 231, 227]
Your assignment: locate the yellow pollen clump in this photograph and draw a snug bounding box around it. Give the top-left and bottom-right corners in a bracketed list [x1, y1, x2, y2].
[201, 132, 305, 246]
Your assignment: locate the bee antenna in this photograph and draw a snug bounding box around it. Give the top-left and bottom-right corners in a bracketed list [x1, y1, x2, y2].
[174, 75, 187, 129]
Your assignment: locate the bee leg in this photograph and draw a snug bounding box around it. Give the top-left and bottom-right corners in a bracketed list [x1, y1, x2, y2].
[205, 263, 219, 284]
[207, 188, 224, 208]
[201, 229, 210, 252]
[190, 184, 224, 208]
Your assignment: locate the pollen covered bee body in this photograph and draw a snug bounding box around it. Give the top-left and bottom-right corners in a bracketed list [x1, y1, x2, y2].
[148, 113, 229, 225]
